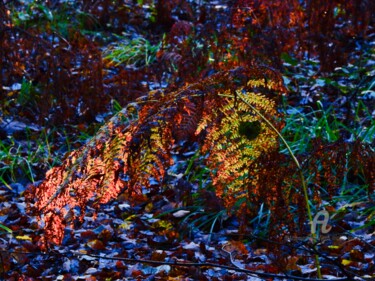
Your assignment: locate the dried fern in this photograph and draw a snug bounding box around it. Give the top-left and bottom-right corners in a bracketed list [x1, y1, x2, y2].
[27, 66, 288, 245]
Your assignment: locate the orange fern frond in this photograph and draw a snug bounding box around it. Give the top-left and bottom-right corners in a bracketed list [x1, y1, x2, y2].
[28, 66, 287, 245]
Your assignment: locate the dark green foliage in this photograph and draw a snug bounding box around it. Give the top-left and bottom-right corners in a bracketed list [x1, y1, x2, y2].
[238, 121, 262, 141]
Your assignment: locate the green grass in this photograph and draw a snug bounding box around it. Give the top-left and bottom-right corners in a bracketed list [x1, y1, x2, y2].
[9, 1, 100, 38]
[281, 101, 374, 156]
[280, 51, 375, 242]
[0, 127, 83, 189]
[103, 36, 161, 68]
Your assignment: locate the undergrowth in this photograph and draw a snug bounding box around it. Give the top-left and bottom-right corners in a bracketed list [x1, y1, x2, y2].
[0, 2, 373, 277]
[281, 50, 375, 236]
[27, 66, 295, 246]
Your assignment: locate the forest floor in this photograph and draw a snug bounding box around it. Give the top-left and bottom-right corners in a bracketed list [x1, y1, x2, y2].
[0, 1, 374, 280]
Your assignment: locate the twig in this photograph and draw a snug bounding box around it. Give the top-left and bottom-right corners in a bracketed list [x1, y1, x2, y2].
[226, 232, 359, 280]
[70, 251, 350, 281]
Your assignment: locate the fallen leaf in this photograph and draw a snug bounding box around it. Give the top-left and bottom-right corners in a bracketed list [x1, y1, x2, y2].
[15, 235, 32, 241]
[341, 259, 352, 266]
[183, 241, 200, 250]
[87, 239, 106, 250]
[173, 210, 190, 217]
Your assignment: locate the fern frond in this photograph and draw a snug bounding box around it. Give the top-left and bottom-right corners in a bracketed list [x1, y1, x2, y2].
[29, 66, 287, 245]
[202, 88, 280, 210]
